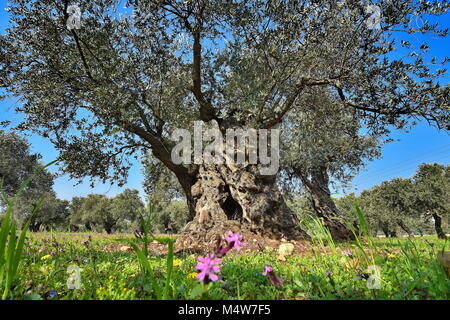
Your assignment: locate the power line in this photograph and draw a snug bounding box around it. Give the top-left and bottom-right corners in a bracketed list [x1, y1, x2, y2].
[358, 152, 450, 183]
[359, 144, 450, 178]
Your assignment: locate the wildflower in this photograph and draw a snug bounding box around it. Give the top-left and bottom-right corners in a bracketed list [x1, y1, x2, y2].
[256, 272, 259, 276]
[52, 237, 60, 248]
[262, 265, 273, 275]
[196, 254, 222, 283]
[24, 241, 30, 247]
[262, 265, 283, 287]
[173, 259, 182, 267]
[225, 232, 245, 251]
[41, 254, 52, 261]
[82, 240, 89, 248]
[83, 258, 89, 263]
[356, 271, 369, 280]
[326, 270, 332, 276]
[50, 251, 56, 256]
[343, 250, 352, 257]
[134, 227, 144, 238]
[38, 246, 48, 253]
[188, 272, 198, 279]
[216, 231, 245, 257]
[48, 289, 57, 299]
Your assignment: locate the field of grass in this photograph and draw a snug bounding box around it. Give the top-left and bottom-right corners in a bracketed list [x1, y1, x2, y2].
[6, 232, 449, 300]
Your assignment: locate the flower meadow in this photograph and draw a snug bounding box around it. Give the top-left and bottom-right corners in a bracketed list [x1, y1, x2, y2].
[1, 177, 449, 300]
[2, 231, 449, 300]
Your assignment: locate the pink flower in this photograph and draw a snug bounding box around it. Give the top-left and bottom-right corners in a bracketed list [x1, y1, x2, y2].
[262, 265, 273, 276]
[225, 232, 245, 251]
[262, 265, 283, 287]
[196, 254, 222, 283]
[343, 250, 352, 257]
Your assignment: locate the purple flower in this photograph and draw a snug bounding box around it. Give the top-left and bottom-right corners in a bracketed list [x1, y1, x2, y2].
[225, 232, 245, 251]
[355, 272, 369, 280]
[262, 265, 273, 276]
[262, 265, 283, 287]
[48, 289, 57, 298]
[326, 270, 332, 276]
[134, 227, 144, 238]
[215, 231, 246, 258]
[343, 250, 352, 257]
[196, 254, 222, 283]
[82, 240, 89, 248]
[50, 251, 56, 256]
[83, 258, 89, 263]
[24, 241, 30, 247]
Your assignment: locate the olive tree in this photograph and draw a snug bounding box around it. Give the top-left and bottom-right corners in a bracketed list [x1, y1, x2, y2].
[412, 163, 449, 239]
[280, 88, 382, 240]
[1, 0, 449, 243]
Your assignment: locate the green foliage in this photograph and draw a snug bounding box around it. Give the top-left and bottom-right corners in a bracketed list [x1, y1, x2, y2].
[1, 0, 448, 202]
[7, 232, 450, 300]
[0, 161, 56, 299]
[0, 130, 54, 198]
[338, 163, 449, 238]
[69, 189, 144, 234]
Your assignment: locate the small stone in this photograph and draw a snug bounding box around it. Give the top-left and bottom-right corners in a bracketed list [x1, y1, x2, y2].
[278, 243, 294, 256]
[119, 245, 131, 252]
[277, 254, 286, 262]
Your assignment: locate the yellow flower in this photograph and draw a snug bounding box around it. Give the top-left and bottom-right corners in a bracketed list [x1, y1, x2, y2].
[173, 259, 182, 267]
[387, 253, 397, 259]
[41, 254, 52, 261]
[188, 272, 197, 279]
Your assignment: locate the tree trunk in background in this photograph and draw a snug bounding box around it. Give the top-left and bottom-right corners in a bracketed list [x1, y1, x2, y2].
[178, 163, 309, 248]
[432, 213, 447, 239]
[397, 220, 413, 237]
[381, 224, 390, 238]
[29, 221, 41, 232]
[104, 224, 113, 234]
[298, 166, 355, 241]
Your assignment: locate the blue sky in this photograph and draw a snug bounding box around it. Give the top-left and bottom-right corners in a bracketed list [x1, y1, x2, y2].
[0, 2, 449, 201]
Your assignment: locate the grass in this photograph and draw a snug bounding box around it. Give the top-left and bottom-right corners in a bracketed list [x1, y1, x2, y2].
[1, 173, 449, 300]
[5, 231, 449, 300]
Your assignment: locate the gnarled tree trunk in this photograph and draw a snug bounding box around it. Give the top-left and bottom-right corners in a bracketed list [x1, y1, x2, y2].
[297, 166, 355, 241]
[178, 163, 309, 248]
